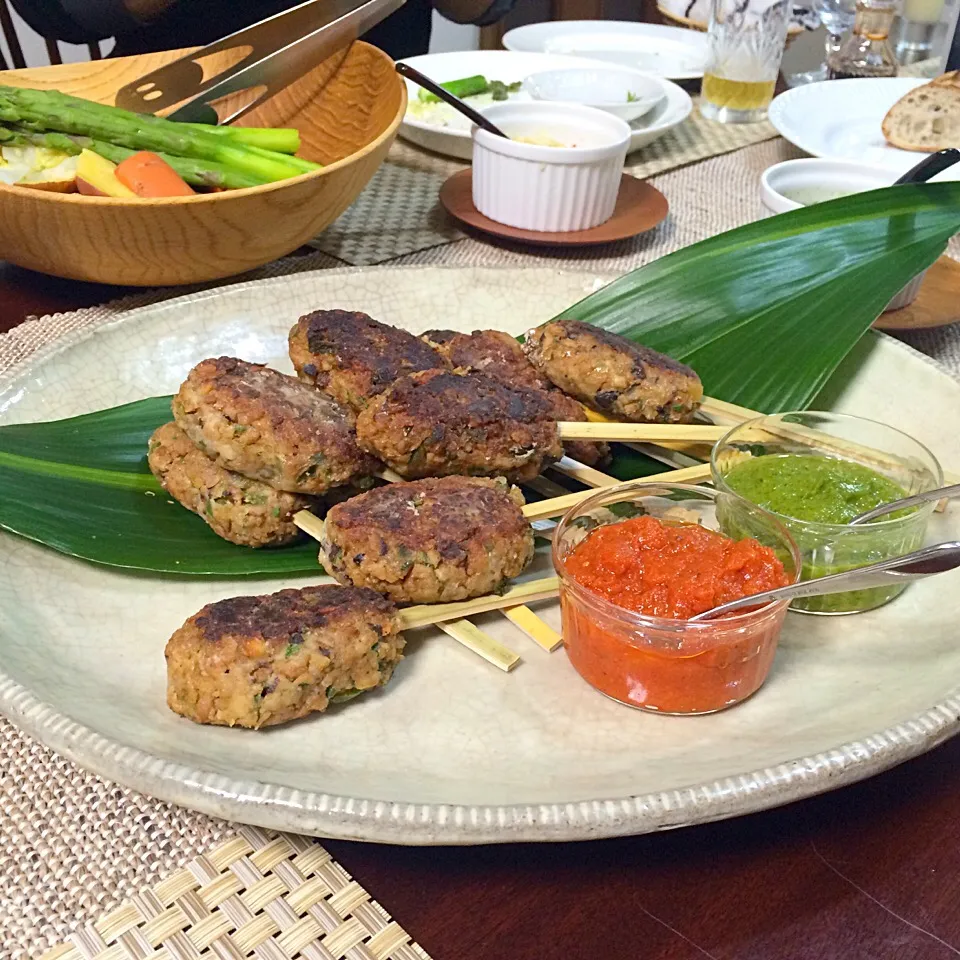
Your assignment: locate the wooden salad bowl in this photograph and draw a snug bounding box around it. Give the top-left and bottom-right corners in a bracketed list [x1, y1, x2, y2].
[0, 43, 406, 286]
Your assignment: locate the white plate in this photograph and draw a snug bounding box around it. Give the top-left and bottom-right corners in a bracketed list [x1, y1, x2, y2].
[769, 78, 960, 180]
[502, 21, 708, 80]
[1, 266, 959, 846]
[399, 51, 692, 160]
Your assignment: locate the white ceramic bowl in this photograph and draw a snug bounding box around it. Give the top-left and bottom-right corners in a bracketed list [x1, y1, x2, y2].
[760, 158, 926, 312]
[761, 158, 896, 215]
[523, 67, 665, 122]
[472, 102, 631, 233]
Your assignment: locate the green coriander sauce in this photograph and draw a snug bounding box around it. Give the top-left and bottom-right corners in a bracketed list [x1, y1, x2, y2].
[723, 453, 907, 525]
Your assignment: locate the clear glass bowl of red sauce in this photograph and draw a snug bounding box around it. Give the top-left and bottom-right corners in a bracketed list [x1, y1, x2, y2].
[552, 481, 802, 715]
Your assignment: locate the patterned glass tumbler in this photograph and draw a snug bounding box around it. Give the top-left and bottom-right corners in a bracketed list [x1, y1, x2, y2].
[701, 0, 791, 124]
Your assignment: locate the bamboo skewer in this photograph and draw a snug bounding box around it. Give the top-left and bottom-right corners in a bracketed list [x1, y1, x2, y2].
[399, 577, 560, 629]
[522, 462, 714, 522]
[556, 422, 727, 443]
[500, 605, 563, 652]
[294, 505, 564, 661]
[292, 509, 327, 543]
[549, 455, 622, 489]
[517, 456, 620, 653]
[436, 620, 521, 671]
[526, 474, 571, 500]
[380, 459, 617, 654]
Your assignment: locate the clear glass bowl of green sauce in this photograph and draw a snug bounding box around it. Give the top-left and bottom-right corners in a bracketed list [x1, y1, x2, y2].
[710, 412, 943, 615]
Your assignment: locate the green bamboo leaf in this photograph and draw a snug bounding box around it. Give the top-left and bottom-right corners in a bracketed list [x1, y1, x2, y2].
[0, 397, 321, 577]
[3, 184, 958, 576]
[556, 183, 960, 412]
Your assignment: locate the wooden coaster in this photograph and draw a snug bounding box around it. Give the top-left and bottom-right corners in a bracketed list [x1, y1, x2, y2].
[439, 171, 669, 247]
[874, 256, 960, 331]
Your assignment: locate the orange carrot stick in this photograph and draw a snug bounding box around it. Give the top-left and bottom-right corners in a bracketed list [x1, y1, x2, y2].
[115, 151, 194, 198]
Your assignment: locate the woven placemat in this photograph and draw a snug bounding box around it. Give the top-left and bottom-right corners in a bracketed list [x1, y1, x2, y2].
[36, 826, 430, 960]
[0, 719, 432, 960]
[312, 101, 778, 265]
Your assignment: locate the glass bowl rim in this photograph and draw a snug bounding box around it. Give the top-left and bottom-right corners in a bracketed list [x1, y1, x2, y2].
[551, 479, 803, 631]
[709, 410, 945, 533]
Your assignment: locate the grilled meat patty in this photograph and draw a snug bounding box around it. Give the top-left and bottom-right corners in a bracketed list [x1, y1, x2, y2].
[322, 476, 534, 604]
[522, 319, 703, 423]
[422, 328, 610, 467]
[289, 309, 445, 413]
[355, 369, 563, 483]
[147, 421, 317, 547]
[173, 357, 379, 495]
[166, 584, 404, 728]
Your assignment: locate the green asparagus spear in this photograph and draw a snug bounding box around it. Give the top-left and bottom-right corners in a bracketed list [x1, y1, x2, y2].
[488, 80, 523, 101]
[0, 125, 267, 189]
[203, 126, 301, 155]
[417, 75, 489, 103]
[0, 86, 319, 183]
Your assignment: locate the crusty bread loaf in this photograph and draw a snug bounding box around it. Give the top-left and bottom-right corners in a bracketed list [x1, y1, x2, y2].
[882, 72, 960, 152]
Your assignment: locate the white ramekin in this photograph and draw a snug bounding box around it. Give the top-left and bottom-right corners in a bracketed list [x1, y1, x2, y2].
[471, 102, 631, 233]
[760, 158, 928, 313]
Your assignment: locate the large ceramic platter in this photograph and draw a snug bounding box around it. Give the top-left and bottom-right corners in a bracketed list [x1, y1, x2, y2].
[1, 266, 959, 846]
[398, 51, 692, 160]
[769, 78, 960, 181]
[502, 21, 708, 80]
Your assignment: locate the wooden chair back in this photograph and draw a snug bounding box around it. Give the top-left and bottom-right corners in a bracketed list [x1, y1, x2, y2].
[0, 1, 103, 69]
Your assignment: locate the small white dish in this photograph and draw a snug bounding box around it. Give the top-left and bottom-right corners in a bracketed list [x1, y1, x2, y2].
[471, 102, 631, 233]
[760, 158, 929, 311]
[398, 51, 693, 160]
[502, 21, 708, 80]
[523, 67, 665, 123]
[760, 158, 895, 214]
[768, 79, 960, 180]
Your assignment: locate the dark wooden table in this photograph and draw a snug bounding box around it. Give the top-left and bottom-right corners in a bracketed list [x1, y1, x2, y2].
[3, 259, 959, 960]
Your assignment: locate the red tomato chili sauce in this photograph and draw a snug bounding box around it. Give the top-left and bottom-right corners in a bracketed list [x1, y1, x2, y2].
[558, 515, 792, 714]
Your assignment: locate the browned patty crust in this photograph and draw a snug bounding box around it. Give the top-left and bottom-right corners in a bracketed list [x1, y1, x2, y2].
[523, 319, 703, 423]
[147, 422, 315, 548]
[355, 369, 563, 483]
[172, 357, 379, 495]
[289, 310, 445, 413]
[166, 584, 404, 728]
[322, 476, 534, 603]
[421, 328, 552, 392]
[421, 328, 610, 467]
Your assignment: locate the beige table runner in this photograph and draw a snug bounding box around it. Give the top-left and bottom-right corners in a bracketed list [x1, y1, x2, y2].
[3, 134, 960, 958]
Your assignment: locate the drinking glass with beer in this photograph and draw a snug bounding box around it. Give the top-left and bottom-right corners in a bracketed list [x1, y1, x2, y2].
[701, 0, 791, 123]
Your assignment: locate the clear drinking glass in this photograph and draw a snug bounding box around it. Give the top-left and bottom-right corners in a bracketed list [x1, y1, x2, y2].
[895, 0, 947, 65]
[701, 0, 791, 123]
[788, 0, 859, 85]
